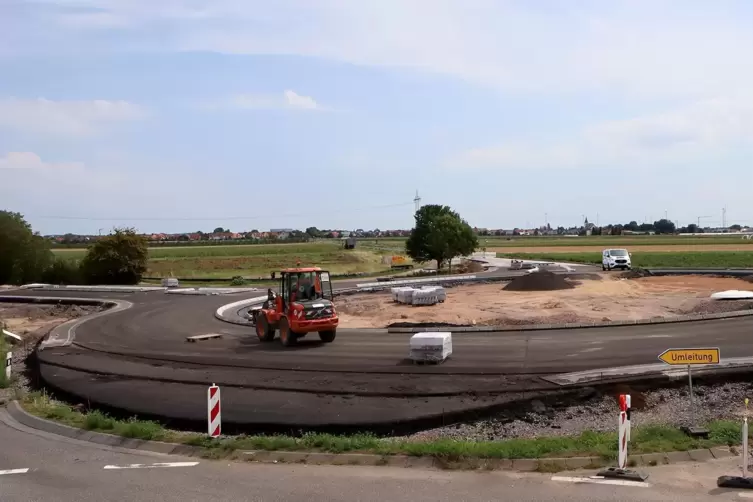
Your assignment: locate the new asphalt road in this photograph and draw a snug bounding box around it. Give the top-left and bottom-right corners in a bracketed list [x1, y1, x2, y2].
[0, 408, 739, 502]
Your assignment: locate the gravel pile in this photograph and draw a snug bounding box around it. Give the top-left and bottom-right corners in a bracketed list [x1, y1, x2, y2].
[405, 382, 753, 441]
[684, 300, 753, 315]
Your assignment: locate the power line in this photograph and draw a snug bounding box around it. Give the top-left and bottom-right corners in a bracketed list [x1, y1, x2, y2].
[30, 201, 415, 222]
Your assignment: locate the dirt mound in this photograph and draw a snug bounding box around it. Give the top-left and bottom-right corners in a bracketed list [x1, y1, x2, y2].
[621, 268, 652, 279]
[503, 271, 575, 292]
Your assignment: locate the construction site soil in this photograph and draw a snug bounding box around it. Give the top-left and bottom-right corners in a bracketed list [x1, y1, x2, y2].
[336, 273, 753, 328]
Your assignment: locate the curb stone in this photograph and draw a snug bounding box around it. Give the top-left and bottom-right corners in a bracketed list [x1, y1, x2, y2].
[4, 401, 740, 473]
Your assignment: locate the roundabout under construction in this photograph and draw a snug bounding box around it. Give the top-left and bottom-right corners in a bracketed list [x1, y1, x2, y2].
[4, 265, 753, 435]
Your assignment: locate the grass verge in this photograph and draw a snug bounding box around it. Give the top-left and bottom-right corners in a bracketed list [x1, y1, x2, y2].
[19, 392, 743, 464]
[0, 327, 8, 389]
[497, 251, 753, 268]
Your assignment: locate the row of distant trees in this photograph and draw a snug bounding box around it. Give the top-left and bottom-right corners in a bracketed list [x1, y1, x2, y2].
[589, 220, 743, 236]
[0, 211, 148, 286]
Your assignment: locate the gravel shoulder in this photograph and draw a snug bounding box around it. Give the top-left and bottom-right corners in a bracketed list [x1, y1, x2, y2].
[406, 381, 753, 442]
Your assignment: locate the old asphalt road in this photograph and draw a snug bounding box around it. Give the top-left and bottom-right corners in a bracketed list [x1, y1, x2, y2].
[8, 266, 753, 429]
[0, 407, 739, 502]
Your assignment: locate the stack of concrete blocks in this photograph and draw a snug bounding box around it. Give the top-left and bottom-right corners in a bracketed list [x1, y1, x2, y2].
[420, 286, 446, 302]
[391, 286, 446, 306]
[410, 287, 442, 306]
[409, 332, 452, 363]
[161, 277, 180, 288]
[391, 287, 415, 304]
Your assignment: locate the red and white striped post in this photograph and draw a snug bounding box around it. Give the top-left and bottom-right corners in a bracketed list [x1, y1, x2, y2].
[597, 393, 646, 481]
[626, 394, 632, 443]
[207, 384, 221, 438]
[618, 394, 628, 469]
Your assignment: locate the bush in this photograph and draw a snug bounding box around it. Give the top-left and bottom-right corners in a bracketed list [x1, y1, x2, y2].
[230, 276, 247, 286]
[80, 228, 148, 285]
[42, 258, 83, 285]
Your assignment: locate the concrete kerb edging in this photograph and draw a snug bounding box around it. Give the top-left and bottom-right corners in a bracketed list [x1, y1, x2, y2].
[2, 400, 738, 472]
[387, 308, 753, 333]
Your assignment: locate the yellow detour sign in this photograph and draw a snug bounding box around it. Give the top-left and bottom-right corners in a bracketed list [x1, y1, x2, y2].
[658, 348, 720, 365]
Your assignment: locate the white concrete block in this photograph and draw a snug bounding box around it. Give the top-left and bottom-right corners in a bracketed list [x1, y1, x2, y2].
[409, 332, 452, 362]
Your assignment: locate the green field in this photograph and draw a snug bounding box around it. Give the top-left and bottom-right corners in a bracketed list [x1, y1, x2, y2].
[54, 241, 403, 279]
[50, 235, 753, 280]
[497, 251, 753, 268]
[382, 235, 753, 248]
[479, 235, 753, 249]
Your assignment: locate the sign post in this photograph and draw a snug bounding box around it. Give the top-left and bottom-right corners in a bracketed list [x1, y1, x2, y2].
[658, 347, 720, 437]
[717, 398, 753, 490]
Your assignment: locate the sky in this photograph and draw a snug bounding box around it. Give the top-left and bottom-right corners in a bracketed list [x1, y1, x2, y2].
[1, 0, 753, 235]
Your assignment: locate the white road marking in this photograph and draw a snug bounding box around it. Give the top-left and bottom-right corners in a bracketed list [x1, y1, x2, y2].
[0, 468, 30, 476]
[551, 475, 650, 488]
[104, 462, 199, 470]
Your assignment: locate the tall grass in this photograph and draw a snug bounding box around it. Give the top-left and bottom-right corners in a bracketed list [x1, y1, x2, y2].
[0, 333, 7, 389]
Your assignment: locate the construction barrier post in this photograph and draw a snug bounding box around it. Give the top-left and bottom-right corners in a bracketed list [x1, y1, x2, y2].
[717, 398, 753, 489]
[207, 384, 221, 438]
[4, 352, 10, 381]
[596, 394, 648, 482]
[626, 394, 632, 443]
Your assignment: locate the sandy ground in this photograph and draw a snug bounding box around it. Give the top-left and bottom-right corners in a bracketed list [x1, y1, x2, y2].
[489, 244, 753, 253]
[336, 274, 753, 328]
[0, 304, 101, 339]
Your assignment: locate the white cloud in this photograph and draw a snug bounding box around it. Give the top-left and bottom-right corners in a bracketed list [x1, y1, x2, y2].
[222, 90, 325, 111]
[0, 152, 84, 170]
[0, 98, 147, 137]
[448, 95, 753, 170]
[16, 1, 753, 99]
[283, 90, 318, 110]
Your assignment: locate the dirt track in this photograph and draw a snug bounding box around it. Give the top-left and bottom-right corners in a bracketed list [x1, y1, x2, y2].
[336, 274, 753, 328]
[489, 244, 753, 253]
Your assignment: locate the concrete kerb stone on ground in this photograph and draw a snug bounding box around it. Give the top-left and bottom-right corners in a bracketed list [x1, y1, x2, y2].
[386, 308, 753, 334]
[2, 400, 739, 473]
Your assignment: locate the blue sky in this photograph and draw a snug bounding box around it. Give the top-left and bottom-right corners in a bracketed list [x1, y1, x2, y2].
[2, 1, 753, 235]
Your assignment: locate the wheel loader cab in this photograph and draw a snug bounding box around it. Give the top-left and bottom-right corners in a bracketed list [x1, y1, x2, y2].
[255, 267, 338, 347]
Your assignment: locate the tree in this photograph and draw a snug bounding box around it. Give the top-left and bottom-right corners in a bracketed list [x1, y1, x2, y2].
[305, 227, 320, 238]
[730, 224, 742, 231]
[213, 227, 226, 233]
[80, 228, 149, 285]
[405, 205, 478, 272]
[0, 211, 54, 285]
[624, 221, 639, 232]
[653, 218, 676, 234]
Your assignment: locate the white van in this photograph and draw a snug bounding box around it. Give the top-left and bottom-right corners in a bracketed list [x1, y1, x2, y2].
[602, 248, 632, 271]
